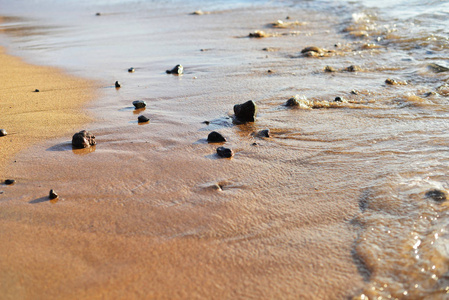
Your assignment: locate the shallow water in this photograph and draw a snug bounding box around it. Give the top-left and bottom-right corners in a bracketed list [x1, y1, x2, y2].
[1, 0, 449, 298]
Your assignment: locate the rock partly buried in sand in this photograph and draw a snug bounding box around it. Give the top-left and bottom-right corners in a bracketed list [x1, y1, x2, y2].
[72, 130, 96, 149]
[49, 189, 58, 200]
[385, 78, 407, 85]
[334, 96, 344, 102]
[345, 65, 361, 72]
[207, 131, 226, 143]
[190, 10, 206, 15]
[249, 30, 268, 38]
[128, 67, 135, 73]
[233, 100, 257, 122]
[324, 66, 337, 72]
[216, 147, 234, 158]
[115, 81, 121, 88]
[4, 179, 15, 185]
[285, 95, 300, 106]
[166, 64, 183, 75]
[138, 115, 150, 123]
[132, 100, 146, 109]
[0, 129, 7, 137]
[255, 129, 270, 138]
[425, 189, 447, 202]
[428, 63, 449, 73]
[34, 89, 40, 92]
[301, 46, 325, 57]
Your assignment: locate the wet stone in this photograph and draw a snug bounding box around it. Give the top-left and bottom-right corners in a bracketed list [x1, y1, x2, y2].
[0, 129, 7, 137]
[324, 66, 337, 72]
[233, 100, 257, 122]
[34, 89, 40, 92]
[138, 115, 150, 123]
[128, 67, 135, 73]
[385, 78, 397, 85]
[249, 30, 268, 38]
[4, 179, 15, 185]
[49, 189, 58, 200]
[217, 147, 234, 158]
[346, 65, 361, 72]
[301, 46, 323, 55]
[132, 100, 146, 109]
[115, 81, 121, 88]
[425, 189, 447, 202]
[351, 90, 359, 95]
[207, 131, 226, 143]
[286, 95, 300, 107]
[166, 64, 183, 75]
[334, 96, 343, 102]
[72, 130, 96, 149]
[256, 129, 270, 138]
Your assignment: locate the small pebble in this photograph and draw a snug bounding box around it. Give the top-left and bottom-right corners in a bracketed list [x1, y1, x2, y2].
[132, 100, 146, 109]
[4, 179, 15, 185]
[216, 147, 234, 158]
[334, 96, 343, 102]
[115, 81, 121, 88]
[0, 129, 7, 137]
[324, 66, 337, 72]
[286, 95, 300, 107]
[49, 189, 58, 200]
[72, 130, 96, 149]
[351, 90, 359, 95]
[95, 12, 101, 16]
[256, 129, 270, 138]
[128, 67, 135, 73]
[202, 121, 210, 125]
[249, 31, 268, 38]
[166, 64, 183, 75]
[207, 131, 226, 143]
[425, 189, 447, 202]
[34, 89, 40, 92]
[385, 78, 397, 85]
[138, 115, 150, 123]
[346, 65, 361, 72]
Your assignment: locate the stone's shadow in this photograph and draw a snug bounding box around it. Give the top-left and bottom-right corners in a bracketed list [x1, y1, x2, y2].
[29, 197, 49, 204]
[205, 153, 220, 160]
[193, 138, 208, 145]
[118, 107, 134, 112]
[47, 142, 72, 152]
[72, 145, 96, 155]
[198, 117, 233, 131]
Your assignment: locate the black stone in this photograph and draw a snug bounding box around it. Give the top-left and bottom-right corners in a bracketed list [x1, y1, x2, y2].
[425, 189, 447, 202]
[128, 67, 135, 73]
[324, 66, 337, 72]
[95, 12, 101, 16]
[385, 78, 397, 85]
[286, 95, 300, 107]
[138, 115, 150, 123]
[132, 100, 146, 109]
[233, 100, 257, 122]
[0, 129, 7, 137]
[207, 131, 226, 143]
[256, 129, 270, 138]
[49, 189, 58, 200]
[351, 90, 359, 95]
[72, 130, 96, 149]
[346, 65, 361, 72]
[115, 81, 121, 88]
[166, 64, 183, 75]
[216, 147, 234, 158]
[34, 89, 40, 92]
[334, 97, 343, 102]
[4, 179, 15, 185]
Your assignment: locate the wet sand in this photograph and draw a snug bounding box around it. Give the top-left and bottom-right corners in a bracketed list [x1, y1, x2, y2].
[4, 2, 448, 298]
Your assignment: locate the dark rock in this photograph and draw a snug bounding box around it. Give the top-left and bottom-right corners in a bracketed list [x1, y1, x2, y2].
[95, 12, 101, 16]
[216, 147, 234, 158]
[132, 100, 146, 109]
[49, 189, 58, 200]
[166, 64, 183, 75]
[256, 129, 270, 138]
[346, 65, 361, 72]
[233, 100, 257, 122]
[324, 66, 337, 72]
[301, 46, 323, 54]
[72, 130, 96, 149]
[351, 90, 359, 95]
[334, 96, 343, 102]
[202, 121, 210, 125]
[425, 189, 447, 202]
[138, 115, 150, 123]
[4, 179, 15, 185]
[128, 67, 135, 73]
[0, 129, 7, 137]
[385, 78, 397, 85]
[286, 95, 300, 107]
[115, 81, 121, 88]
[34, 89, 40, 92]
[249, 31, 268, 38]
[207, 131, 226, 143]
[424, 91, 437, 97]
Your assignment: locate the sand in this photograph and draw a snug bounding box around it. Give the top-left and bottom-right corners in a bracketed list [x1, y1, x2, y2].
[0, 46, 97, 173]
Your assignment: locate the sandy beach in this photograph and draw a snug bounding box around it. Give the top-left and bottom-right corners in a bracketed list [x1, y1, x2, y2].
[2, 0, 449, 299]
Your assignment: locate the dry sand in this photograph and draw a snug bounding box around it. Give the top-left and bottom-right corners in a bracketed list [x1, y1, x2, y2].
[0, 46, 97, 173]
